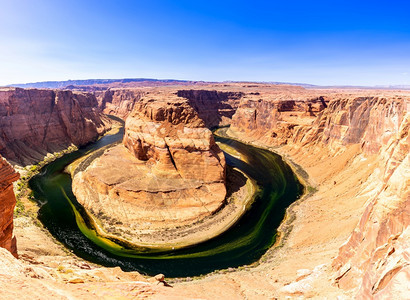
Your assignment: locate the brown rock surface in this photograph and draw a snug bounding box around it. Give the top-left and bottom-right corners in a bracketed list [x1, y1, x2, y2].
[177, 89, 243, 127]
[96, 88, 144, 119]
[2, 83, 409, 299]
[228, 91, 409, 298]
[332, 105, 409, 299]
[228, 97, 327, 146]
[0, 87, 110, 165]
[0, 155, 19, 256]
[96, 88, 243, 126]
[72, 92, 226, 245]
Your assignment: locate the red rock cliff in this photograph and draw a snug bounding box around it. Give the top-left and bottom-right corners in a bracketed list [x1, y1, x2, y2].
[228, 96, 327, 146]
[0, 155, 19, 256]
[0, 88, 110, 165]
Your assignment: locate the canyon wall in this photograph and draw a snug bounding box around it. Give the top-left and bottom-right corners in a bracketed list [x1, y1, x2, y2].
[229, 95, 409, 297]
[331, 99, 409, 299]
[177, 89, 243, 128]
[73, 92, 226, 243]
[96, 89, 144, 119]
[228, 96, 327, 146]
[0, 88, 110, 166]
[0, 155, 19, 256]
[96, 88, 243, 127]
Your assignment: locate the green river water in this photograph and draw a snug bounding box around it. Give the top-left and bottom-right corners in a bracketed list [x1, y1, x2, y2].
[29, 126, 303, 277]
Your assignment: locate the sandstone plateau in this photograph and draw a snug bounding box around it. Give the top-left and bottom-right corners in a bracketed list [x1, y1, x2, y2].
[0, 83, 408, 299]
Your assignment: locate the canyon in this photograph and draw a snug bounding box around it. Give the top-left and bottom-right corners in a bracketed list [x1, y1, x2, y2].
[0, 83, 408, 299]
[0, 88, 111, 165]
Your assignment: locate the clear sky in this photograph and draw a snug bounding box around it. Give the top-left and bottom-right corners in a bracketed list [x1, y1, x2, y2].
[1, 0, 409, 86]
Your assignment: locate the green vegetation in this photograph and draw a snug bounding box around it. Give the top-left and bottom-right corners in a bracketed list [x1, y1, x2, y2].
[307, 185, 318, 195]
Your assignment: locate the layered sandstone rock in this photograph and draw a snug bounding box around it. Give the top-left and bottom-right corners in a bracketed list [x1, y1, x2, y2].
[96, 88, 243, 126]
[0, 88, 110, 165]
[73, 92, 226, 245]
[96, 89, 144, 119]
[228, 97, 327, 146]
[331, 101, 409, 299]
[0, 155, 19, 256]
[177, 89, 243, 127]
[1, 82, 407, 298]
[228, 94, 409, 297]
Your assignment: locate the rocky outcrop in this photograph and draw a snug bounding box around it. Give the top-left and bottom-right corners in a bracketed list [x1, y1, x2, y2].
[96, 89, 144, 119]
[0, 88, 110, 165]
[177, 90, 243, 128]
[123, 97, 225, 182]
[228, 94, 409, 297]
[73, 92, 226, 245]
[0, 155, 19, 256]
[228, 97, 327, 146]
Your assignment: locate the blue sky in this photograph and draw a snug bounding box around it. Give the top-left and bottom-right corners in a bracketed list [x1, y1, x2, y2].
[0, 0, 409, 86]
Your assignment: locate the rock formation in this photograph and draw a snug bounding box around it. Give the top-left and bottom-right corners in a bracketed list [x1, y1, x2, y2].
[0, 88, 110, 165]
[177, 89, 243, 127]
[0, 82, 407, 298]
[96, 89, 144, 119]
[72, 92, 226, 245]
[228, 93, 409, 298]
[96, 88, 243, 126]
[0, 155, 19, 256]
[228, 97, 327, 146]
[331, 99, 409, 299]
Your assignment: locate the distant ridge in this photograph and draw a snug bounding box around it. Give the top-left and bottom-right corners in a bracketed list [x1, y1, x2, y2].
[8, 78, 192, 89]
[6, 78, 410, 90]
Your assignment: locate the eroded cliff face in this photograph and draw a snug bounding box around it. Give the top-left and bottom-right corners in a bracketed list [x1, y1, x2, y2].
[96, 88, 243, 127]
[96, 89, 144, 119]
[228, 97, 327, 146]
[177, 89, 243, 128]
[123, 97, 225, 182]
[331, 101, 409, 299]
[229, 94, 409, 297]
[73, 92, 226, 245]
[0, 155, 19, 256]
[0, 88, 110, 165]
